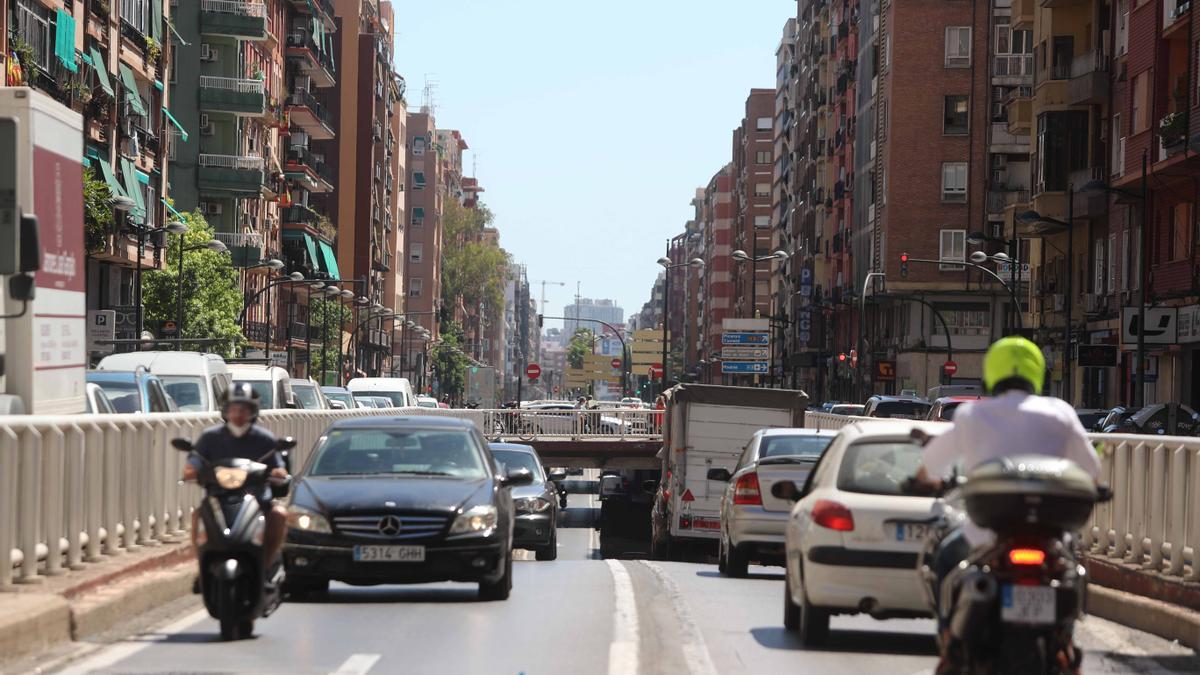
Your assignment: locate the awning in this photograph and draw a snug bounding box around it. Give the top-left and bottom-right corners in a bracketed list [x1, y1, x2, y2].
[87, 47, 113, 97]
[283, 230, 321, 272]
[162, 106, 188, 142]
[54, 9, 77, 73]
[318, 241, 340, 279]
[97, 158, 126, 199]
[119, 64, 148, 116]
[119, 158, 146, 223]
[166, 19, 188, 46]
[161, 198, 185, 221]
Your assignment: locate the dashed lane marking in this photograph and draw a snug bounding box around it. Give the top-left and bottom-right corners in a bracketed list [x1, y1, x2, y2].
[605, 559, 640, 675]
[330, 653, 381, 675]
[53, 607, 209, 675]
[640, 561, 719, 675]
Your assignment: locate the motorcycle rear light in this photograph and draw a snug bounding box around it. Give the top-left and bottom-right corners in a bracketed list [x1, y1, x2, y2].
[733, 472, 762, 505]
[1008, 548, 1047, 566]
[812, 499, 854, 532]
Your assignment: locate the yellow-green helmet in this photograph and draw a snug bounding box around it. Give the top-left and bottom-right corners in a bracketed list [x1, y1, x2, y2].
[983, 336, 1045, 394]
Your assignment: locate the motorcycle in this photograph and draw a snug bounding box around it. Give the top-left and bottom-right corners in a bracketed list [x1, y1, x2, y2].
[916, 455, 1111, 674]
[173, 435, 296, 641]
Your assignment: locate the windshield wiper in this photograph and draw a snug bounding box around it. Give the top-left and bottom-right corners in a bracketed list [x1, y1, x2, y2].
[384, 470, 455, 476]
[758, 456, 818, 465]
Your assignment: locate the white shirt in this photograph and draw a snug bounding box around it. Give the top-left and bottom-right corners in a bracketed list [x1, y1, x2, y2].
[921, 391, 1101, 546]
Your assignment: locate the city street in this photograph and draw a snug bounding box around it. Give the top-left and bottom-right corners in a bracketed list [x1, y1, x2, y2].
[47, 480, 1200, 675]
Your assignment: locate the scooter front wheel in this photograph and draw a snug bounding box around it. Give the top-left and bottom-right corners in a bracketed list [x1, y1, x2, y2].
[218, 578, 238, 641]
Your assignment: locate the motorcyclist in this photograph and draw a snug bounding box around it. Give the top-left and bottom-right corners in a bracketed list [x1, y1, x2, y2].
[910, 336, 1100, 667]
[181, 383, 289, 568]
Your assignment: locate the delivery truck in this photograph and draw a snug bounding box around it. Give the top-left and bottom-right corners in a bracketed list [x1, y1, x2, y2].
[649, 383, 808, 559]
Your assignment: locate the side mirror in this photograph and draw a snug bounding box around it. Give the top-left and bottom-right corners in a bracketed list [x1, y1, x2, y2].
[8, 273, 34, 302]
[548, 470, 567, 482]
[19, 213, 40, 273]
[275, 436, 297, 450]
[503, 468, 534, 488]
[706, 468, 732, 482]
[171, 438, 193, 452]
[770, 481, 801, 502]
[642, 479, 659, 495]
[329, 400, 347, 410]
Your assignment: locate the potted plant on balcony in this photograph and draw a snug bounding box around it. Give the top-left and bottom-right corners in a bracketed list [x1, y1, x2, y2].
[143, 37, 161, 66]
[8, 38, 36, 87]
[1160, 111, 1187, 154]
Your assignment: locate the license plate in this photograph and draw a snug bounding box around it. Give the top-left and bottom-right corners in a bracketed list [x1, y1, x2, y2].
[893, 522, 929, 542]
[353, 545, 425, 562]
[691, 517, 721, 531]
[1001, 585, 1056, 624]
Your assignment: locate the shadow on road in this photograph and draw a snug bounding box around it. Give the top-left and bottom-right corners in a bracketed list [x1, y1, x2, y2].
[1100, 653, 1200, 672]
[695, 569, 784, 581]
[558, 506, 600, 528]
[140, 632, 233, 644]
[290, 586, 484, 604]
[750, 626, 938, 656]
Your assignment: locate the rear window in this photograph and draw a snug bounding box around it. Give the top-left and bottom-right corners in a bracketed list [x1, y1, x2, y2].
[837, 441, 925, 496]
[292, 385, 321, 409]
[759, 435, 833, 459]
[94, 380, 142, 413]
[939, 402, 964, 420]
[871, 401, 930, 419]
[235, 380, 274, 408]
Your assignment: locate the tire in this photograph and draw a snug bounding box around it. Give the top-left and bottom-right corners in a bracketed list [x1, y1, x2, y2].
[536, 528, 558, 561]
[479, 555, 513, 601]
[237, 620, 254, 639]
[717, 536, 728, 573]
[783, 573, 801, 632]
[996, 631, 1048, 675]
[725, 540, 749, 578]
[797, 565, 830, 646]
[217, 578, 238, 642]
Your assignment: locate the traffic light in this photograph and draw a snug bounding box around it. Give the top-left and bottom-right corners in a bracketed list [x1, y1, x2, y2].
[537, 314, 544, 328]
[838, 353, 847, 363]
[900, 252, 909, 278]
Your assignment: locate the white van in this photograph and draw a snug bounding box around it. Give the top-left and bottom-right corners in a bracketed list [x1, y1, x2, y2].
[228, 364, 295, 409]
[346, 377, 415, 408]
[97, 351, 233, 412]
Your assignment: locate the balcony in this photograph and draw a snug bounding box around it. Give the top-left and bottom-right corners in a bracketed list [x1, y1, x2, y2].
[1068, 50, 1110, 105]
[200, 0, 267, 40]
[199, 76, 266, 116]
[285, 0, 334, 30]
[286, 30, 336, 88]
[987, 188, 1031, 215]
[284, 145, 334, 193]
[281, 205, 336, 242]
[285, 90, 335, 139]
[1005, 90, 1032, 135]
[198, 154, 265, 193]
[215, 231, 264, 267]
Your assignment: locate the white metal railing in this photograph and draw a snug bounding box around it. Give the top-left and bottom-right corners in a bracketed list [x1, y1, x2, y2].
[199, 75, 266, 94]
[804, 412, 1200, 581]
[202, 0, 266, 16]
[481, 409, 663, 441]
[214, 231, 263, 247]
[199, 153, 265, 170]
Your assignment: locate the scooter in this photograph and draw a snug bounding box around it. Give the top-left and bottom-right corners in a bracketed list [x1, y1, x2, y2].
[916, 456, 1110, 675]
[173, 436, 296, 641]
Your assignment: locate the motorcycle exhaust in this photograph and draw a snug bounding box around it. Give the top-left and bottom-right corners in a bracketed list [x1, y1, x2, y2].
[949, 570, 997, 641]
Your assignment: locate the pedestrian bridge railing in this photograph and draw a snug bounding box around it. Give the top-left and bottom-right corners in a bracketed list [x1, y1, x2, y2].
[0, 406, 662, 587]
[805, 412, 1200, 581]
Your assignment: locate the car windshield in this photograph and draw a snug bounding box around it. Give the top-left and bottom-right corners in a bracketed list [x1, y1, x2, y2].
[309, 428, 488, 479]
[417, 399, 439, 408]
[324, 390, 355, 407]
[355, 391, 406, 407]
[158, 376, 207, 412]
[491, 449, 545, 481]
[292, 385, 321, 409]
[838, 441, 926, 496]
[93, 380, 142, 413]
[759, 435, 833, 459]
[234, 380, 274, 408]
[939, 402, 964, 420]
[872, 401, 930, 419]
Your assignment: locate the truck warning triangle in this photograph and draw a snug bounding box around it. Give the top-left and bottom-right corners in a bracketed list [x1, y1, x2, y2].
[680, 488, 695, 502]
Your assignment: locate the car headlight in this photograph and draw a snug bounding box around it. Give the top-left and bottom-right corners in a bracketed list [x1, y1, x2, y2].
[449, 505, 498, 536]
[286, 505, 331, 533]
[214, 467, 248, 490]
[515, 496, 552, 513]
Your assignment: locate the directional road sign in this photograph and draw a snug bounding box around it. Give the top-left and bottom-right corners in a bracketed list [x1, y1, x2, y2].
[721, 361, 769, 374]
[722, 346, 769, 360]
[722, 332, 770, 345]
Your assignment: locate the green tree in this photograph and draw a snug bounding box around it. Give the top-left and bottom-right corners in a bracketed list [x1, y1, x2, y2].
[83, 167, 112, 254]
[440, 200, 510, 321]
[140, 211, 243, 357]
[566, 328, 595, 369]
[307, 298, 352, 384]
[431, 320, 470, 398]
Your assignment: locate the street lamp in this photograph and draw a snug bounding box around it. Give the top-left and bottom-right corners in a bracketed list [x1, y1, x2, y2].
[1016, 206, 1077, 401]
[656, 255, 705, 390]
[127, 216, 187, 344]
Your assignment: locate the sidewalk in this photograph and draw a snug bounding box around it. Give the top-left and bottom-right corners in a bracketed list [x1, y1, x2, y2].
[0, 541, 194, 669]
[1084, 554, 1200, 649]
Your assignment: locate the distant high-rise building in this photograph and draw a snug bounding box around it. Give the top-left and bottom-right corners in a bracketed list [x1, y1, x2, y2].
[561, 298, 624, 345]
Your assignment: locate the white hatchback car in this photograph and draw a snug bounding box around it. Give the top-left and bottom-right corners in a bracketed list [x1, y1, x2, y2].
[777, 421, 944, 645]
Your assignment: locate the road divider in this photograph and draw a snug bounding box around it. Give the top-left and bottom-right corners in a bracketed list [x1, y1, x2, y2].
[606, 559, 639, 675]
[639, 561, 718, 675]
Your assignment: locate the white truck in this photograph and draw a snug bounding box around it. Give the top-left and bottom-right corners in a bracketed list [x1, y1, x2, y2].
[650, 383, 808, 559]
[467, 365, 496, 408]
[0, 89, 86, 414]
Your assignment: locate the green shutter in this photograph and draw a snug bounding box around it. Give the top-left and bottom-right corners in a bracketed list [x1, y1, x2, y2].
[54, 10, 78, 73]
[162, 106, 188, 142]
[88, 47, 114, 97]
[319, 241, 340, 279]
[98, 158, 126, 199]
[120, 158, 146, 224]
[150, 0, 163, 44]
[119, 64, 148, 116]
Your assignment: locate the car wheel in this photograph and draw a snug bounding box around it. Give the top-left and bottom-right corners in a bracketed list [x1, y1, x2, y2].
[797, 564, 830, 646]
[536, 527, 558, 561]
[725, 541, 749, 578]
[479, 555, 513, 601]
[783, 572, 801, 631]
[717, 535, 728, 573]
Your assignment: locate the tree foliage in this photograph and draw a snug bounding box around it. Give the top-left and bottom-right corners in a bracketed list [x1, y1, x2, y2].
[431, 320, 470, 398]
[566, 328, 595, 370]
[140, 211, 243, 357]
[440, 200, 510, 322]
[307, 297, 352, 384]
[83, 166, 112, 254]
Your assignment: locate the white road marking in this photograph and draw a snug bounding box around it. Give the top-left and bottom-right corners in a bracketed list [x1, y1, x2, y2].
[53, 607, 209, 675]
[640, 561, 719, 675]
[330, 653, 381, 675]
[605, 559, 640, 675]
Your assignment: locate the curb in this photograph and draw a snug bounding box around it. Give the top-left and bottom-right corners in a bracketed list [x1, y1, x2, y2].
[0, 594, 71, 667]
[1088, 583, 1200, 650]
[71, 563, 195, 639]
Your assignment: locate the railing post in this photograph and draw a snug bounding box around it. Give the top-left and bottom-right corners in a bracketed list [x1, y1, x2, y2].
[1189, 446, 1200, 581]
[18, 427, 43, 583]
[1129, 441, 1148, 564]
[1167, 445, 1187, 575]
[1112, 441, 1130, 559]
[1148, 443, 1166, 570]
[65, 424, 86, 570]
[42, 425, 66, 575]
[84, 424, 104, 561]
[0, 427, 19, 588]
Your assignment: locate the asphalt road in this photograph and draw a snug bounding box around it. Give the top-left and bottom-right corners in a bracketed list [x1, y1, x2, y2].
[47, 477, 1200, 675]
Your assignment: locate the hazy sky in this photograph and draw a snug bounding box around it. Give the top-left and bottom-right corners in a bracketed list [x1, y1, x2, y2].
[393, 1, 793, 330]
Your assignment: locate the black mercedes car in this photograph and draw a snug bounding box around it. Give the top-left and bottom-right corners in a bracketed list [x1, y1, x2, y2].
[488, 443, 564, 560]
[282, 416, 533, 601]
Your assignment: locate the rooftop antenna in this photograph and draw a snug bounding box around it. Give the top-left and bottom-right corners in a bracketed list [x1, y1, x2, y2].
[422, 75, 439, 116]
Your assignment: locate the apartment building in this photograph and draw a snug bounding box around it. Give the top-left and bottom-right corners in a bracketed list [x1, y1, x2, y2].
[402, 109, 442, 379]
[731, 89, 777, 322]
[698, 165, 735, 383]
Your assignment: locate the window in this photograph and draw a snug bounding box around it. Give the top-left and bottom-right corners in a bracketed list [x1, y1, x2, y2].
[1035, 110, 1088, 192]
[1172, 202, 1192, 261]
[1133, 227, 1142, 290]
[409, 278, 423, 297]
[412, 137, 426, 155]
[994, 25, 1033, 76]
[1094, 239, 1106, 294]
[411, 206, 424, 227]
[755, 150, 772, 164]
[754, 183, 771, 197]
[1050, 36, 1074, 79]
[1108, 234, 1117, 295]
[945, 27, 971, 68]
[412, 171, 426, 189]
[754, 215, 770, 228]
[937, 303, 990, 336]
[939, 229, 967, 269]
[410, 242, 423, 262]
[12, 0, 54, 71]
[1132, 72, 1149, 133]
[755, 117, 772, 131]
[1121, 229, 1131, 291]
[944, 95, 969, 135]
[119, 0, 152, 36]
[941, 162, 967, 202]
[1111, 114, 1124, 176]
[1117, 0, 1130, 55]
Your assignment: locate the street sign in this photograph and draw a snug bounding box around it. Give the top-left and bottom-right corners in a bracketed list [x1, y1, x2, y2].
[648, 363, 664, 379]
[722, 332, 769, 345]
[269, 351, 288, 368]
[721, 346, 769, 360]
[943, 360, 958, 376]
[611, 358, 622, 369]
[1121, 307, 1178, 345]
[721, 361, 769, 374]
[525, 363, 542, 379]
[874, 360, 896, 381]
[87, 310, 116, 354]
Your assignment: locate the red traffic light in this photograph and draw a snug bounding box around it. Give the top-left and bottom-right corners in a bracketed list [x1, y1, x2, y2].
[900, 253, 909, 263]
[838, 353, 847, 362]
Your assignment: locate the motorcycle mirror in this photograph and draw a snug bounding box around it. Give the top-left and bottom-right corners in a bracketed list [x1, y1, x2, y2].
[1096, 484, 1114, 503]
[276, 436, 297, 450]
[770, 481, 801, 502]
[171, 438, 193, 452]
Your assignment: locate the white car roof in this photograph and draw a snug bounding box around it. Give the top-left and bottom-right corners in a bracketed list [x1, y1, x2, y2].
[97, 351, 228, 375]
[228, 364, 287, 381]
[759, 427, 837, 437]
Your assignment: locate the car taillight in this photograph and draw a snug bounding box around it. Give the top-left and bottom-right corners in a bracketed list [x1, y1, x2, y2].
[1008, 548, 1046, 566]
[733, 472, 762, 505]
[812, 499, 854, 531]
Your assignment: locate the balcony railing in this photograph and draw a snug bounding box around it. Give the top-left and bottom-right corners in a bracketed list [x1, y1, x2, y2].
[214, 231, 263, 247]
[993, 54, 1033, 78]
[286, 90, 333, 128]
[200, 75, 265, 93]
[199, 154, 264, 170]
[199, 76, 266, 115]
[201, 0, 266, 16]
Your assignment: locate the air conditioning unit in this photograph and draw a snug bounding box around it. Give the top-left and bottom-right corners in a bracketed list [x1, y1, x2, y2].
[200, 44, 217, 62]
